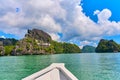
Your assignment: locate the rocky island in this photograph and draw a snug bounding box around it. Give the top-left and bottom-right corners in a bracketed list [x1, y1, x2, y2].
[0, 29, 81, 56]
[82, 45, 95, 53]
[96, 39, 120, 53]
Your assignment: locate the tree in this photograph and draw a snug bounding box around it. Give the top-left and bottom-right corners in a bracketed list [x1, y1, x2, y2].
[51, 41, 63, 53]
[63, 43, 81, 53]
[4, 46, 15, 55]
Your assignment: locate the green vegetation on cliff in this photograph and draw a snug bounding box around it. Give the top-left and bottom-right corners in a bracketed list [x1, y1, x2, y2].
[95, 39, 120, 53]
[49, 41, 63, 53]
[4, 46, 15, 55]
[63, 43, 81, 53]
[0, 38, 18, 56]
[48, 41, 81, 54]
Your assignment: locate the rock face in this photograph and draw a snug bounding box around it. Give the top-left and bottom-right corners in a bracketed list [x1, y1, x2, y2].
[95, 39, 120, 53]
[25, 29, 51, 43]
[0, 41, 4, 56]
[82, 45, 95, 53]
[13, 29, 52, 55]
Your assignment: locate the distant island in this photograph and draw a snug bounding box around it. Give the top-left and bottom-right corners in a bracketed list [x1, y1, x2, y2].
[81, 39, 120, 53]
[96, 39, 120, 53]
[0, 29, 81, 56]
[82, 45, 95, 53]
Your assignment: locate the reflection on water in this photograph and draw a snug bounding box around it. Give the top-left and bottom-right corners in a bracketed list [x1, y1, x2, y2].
[0, 53, 120, 80]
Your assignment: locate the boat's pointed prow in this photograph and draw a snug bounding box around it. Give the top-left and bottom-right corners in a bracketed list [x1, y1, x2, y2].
[22, 63, 78, 80]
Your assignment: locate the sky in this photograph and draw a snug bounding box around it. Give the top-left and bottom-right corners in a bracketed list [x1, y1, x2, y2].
[0, 0, 120, 48]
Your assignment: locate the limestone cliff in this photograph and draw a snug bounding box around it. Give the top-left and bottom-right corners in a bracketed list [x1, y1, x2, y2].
[25, 29, 51, 43]
[0, 29, 81, 56]
[13, 29, 52, 55]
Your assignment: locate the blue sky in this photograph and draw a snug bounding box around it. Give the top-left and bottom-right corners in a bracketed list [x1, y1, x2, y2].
[0, 0, 120, 48]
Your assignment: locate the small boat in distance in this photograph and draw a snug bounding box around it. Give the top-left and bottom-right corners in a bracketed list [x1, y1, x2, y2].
[22, 63, 78, 80]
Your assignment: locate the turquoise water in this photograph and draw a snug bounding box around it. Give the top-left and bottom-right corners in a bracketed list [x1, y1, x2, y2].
[0, 53, 120, 80]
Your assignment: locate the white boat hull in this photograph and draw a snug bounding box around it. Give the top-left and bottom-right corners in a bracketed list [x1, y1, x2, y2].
[22, 63, 78, 80]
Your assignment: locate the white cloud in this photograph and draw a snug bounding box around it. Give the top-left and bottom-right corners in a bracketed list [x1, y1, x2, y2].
[37, 15, 62, 33]
[97, 9, 112, 23]
[0, 0, 65, 39]
[0, 0, 120, 46]
[79, 40, 90, 49]
[95, 9, 120, 36]
[62, 7, 120, 42]
[94, 10, 100, 15]
[80, 40, 91, 45]
[61, 1, 102, 41]
[0, 36, 6, 39]
[49, 33, 60, 41]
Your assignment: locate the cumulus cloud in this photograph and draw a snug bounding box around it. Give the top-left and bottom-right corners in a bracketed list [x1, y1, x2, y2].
[0, 0, 65, 40]
[0, 36, 6, 39]
[0, 0, 120, 46]
[94, 10, 100, 15]
[94, 9, 120, 36]
[97, 9, 112, 23]
[49, 33, 60, 41]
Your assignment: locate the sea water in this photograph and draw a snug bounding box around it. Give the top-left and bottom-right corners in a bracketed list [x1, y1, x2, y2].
[0, 53, 120, 80]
